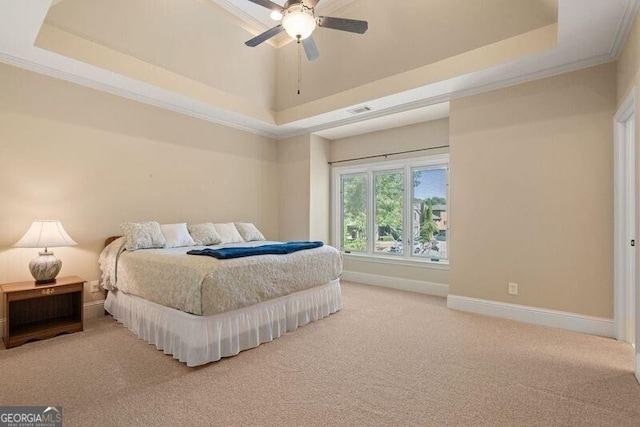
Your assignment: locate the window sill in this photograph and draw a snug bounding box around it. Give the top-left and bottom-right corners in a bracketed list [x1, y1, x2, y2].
[342, 252, 450, 270]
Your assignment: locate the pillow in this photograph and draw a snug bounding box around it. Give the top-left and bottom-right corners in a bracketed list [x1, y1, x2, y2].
[214, 223, 245, 244]
[188, 222, 222, 246]
[234, 222, 266, 242]
[120, 221, 166, 251]
[161, 223, 196, 248]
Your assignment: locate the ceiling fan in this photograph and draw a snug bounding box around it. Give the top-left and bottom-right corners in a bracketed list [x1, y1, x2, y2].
[244, 0, 368, 61]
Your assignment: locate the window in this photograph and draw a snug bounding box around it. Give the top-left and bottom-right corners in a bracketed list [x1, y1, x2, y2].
[374, 170, 404, 254]
[340, 173, 367, 252]
[412, 166, 448, 260]
[333, 155, 449, 263]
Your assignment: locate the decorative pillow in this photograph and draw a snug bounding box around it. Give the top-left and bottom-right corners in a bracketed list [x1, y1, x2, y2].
[188, 222, 222, 246]
[214, 223, 245, 244]
[161, 223, 196, 248]
[234, 222, 266, 242]
[120, 221, 166, 251]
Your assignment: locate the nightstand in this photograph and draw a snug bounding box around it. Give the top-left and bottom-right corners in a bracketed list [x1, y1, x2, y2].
[2, 276, 84, 349]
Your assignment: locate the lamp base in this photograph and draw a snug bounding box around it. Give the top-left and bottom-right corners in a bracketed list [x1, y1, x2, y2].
[29, 250, 62, 285]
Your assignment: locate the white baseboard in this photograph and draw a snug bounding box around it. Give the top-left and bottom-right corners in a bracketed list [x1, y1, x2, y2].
[0, 300, 105, 339]
[341, 270, 449, 297]
[447, 294, 615, 338]
[84, 300, 105, 320]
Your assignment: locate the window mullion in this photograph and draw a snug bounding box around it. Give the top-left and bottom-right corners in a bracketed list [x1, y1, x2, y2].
[404, 165, 411, 260]
[367, 169, 375, 255]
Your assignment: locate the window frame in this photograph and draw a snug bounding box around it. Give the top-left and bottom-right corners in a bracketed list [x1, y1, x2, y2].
[339, 172, 369, 253]
[373, 168, 405, 256]
[332, 154, 450, 266]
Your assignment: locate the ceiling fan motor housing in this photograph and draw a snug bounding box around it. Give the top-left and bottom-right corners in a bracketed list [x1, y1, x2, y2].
[284, 1, 311, 9]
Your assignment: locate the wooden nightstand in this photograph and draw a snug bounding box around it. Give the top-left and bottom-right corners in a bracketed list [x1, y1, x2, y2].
[2, 276, 85, 349]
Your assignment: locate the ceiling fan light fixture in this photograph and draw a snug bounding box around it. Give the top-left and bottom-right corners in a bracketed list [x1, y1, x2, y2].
[270, 10, 283, 21]
[282, 5, 316, 40]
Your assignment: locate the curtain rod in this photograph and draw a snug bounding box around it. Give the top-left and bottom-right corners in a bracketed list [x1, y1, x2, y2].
[328, 145, 449, 165]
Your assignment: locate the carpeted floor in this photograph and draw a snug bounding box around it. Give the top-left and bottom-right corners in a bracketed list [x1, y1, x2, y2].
[1, 281, 639, 426]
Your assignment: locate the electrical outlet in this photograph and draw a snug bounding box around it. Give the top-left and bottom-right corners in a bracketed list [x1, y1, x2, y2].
[508, 282, 518, 295]
[90, 280, 100, 293]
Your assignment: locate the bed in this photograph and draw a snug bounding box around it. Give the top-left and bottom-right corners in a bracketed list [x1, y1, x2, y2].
[99, 236, 343, 366]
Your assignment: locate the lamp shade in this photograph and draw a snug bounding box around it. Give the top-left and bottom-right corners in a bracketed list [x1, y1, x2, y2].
[13, 220, 77, 249]
[282, 5, 316, 40]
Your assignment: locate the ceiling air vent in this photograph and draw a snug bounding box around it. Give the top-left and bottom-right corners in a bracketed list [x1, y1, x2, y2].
[347, 106, 373, 115]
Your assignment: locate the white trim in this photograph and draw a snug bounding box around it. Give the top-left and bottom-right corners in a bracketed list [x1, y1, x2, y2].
[343, 253, 449, 269]
[447, 295, 615, 338]
[341, 271, 449, 297]
[0, 318, 3, 339]
[332, 155, 450, 263]
[0, 52, 280, 140]
[84, 300, 105, 320]
[208, 0, 274, 33]
[610, 0, 640, 58]
[636, 354, 640, 383]
[613, 86, 638, 342]
[0, 1, 636, 141]
[285, 55, 617, 140]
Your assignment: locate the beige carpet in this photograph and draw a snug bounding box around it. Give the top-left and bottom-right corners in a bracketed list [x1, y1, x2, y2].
[1, 281, 639, 426]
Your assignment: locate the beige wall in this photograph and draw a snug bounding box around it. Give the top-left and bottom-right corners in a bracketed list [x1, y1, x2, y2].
[449, 62, 617, 318]
[309, 135, 331, 242]
[329, 119, 451, 286]
[330, 119, 449, 163]
[0, 63, 279, 315]
[277, 135, 311, 240]
[617, 9, 640, 105]
[277, 134, 332, 242]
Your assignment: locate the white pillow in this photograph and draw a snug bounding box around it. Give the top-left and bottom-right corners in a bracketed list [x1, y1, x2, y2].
[120, 221, 166, 251]
[188, 222, 221, 246]
[161, 223, 196, 248]
[214, 223, 245, 244]
[234, 222, 266, 242]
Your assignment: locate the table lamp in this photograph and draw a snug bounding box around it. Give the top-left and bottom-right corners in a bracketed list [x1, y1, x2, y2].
[13, 220, 77, 285]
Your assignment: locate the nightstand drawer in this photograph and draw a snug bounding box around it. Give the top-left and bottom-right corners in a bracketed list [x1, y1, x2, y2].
[6, 283, 83, 303]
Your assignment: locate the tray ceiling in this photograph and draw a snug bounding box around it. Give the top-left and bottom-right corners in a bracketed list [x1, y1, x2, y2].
[0, 0, 636, 139]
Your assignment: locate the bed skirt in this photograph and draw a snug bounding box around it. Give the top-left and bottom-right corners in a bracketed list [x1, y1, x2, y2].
[104, 279, 342, 366]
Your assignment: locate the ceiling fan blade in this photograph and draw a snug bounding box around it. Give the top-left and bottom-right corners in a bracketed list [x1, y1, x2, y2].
[245, 25, 285, 47]
[302, 36, 320, 61]
[246, 0, 283, 12]
[318, 16, 368, 34]
[304, 0, 321, 8]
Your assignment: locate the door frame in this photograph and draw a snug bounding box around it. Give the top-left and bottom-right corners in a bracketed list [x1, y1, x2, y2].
[613, 87, 638, 363]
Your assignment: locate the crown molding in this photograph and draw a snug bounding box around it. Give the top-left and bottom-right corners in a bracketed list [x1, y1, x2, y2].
[0, 50, 280, 139]
[208, 0, 273, 32]
[1, 0, 635, 141]
[0, 45, 618, 142]
[314, 0, 358, 16]
[610, 0, 640, 58]
[278, 51, 617, 140]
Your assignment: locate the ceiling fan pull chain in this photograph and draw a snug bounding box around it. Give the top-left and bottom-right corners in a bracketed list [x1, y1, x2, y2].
[297, 36, 302, 95]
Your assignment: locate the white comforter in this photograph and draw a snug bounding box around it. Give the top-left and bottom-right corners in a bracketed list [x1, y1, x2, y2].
[99, 238, 342, 316]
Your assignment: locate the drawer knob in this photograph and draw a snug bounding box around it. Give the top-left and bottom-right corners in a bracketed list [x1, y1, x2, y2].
[41, 288, 55, 296]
